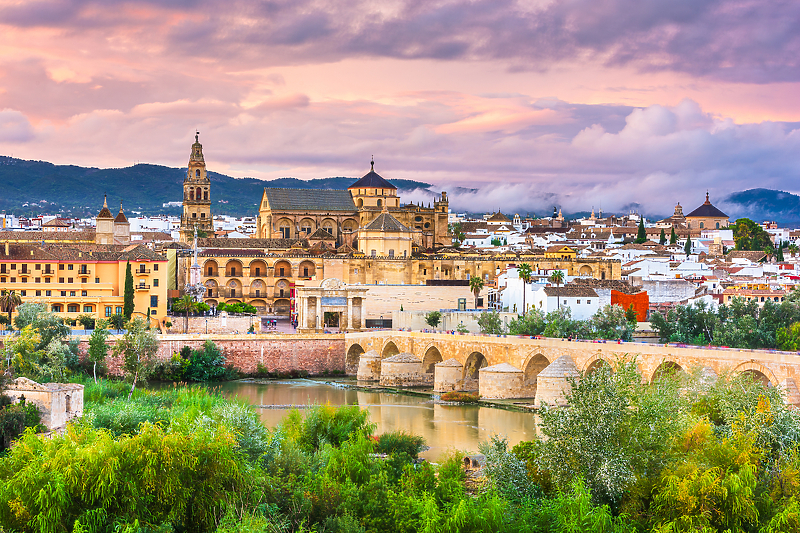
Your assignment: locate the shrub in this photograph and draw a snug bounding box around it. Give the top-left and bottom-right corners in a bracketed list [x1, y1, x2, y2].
[440, 391, 480, 403]
[376, 430, 427, 459]
[0, 401, 43, 451]
[282, 404, 376, 452]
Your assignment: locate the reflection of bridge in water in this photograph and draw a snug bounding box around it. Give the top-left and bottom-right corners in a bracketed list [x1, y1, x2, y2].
[345, 331, 800, 406]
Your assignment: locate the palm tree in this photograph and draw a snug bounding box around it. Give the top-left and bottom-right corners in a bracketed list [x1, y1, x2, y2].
[548, 270, 565, 310]
[469, 275, 484, 309]
[0, 290, 22, 329]
[517, 263, 533, 316]
[172, 294, 198, 333]
[789, 244, 799, 257]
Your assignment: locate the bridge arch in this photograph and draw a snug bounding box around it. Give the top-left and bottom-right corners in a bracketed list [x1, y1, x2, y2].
[382, 340, 400, 359]
[583, 357, 612, 376]
[464, 351, 488, 380]
[651, 360, 684, 382]
[422, 345, 443, 374]
[523, 353, 550, 395]
[346, 343, 365, 374]
[734, 360, 778, 388]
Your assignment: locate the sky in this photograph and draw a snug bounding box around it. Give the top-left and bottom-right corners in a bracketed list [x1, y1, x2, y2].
[0, 0, 799, 216]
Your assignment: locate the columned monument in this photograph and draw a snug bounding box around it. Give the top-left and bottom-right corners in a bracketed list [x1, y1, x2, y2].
[295, 278, 369, 333]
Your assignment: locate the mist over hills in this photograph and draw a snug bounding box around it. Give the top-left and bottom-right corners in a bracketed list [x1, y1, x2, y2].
[0, 156, 797, 225]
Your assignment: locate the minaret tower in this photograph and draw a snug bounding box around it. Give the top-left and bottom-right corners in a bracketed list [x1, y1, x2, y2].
[180, 131, 212, 242]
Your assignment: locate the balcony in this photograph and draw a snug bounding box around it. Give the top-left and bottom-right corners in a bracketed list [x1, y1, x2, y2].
[205, 270, 219, 277]
[135, 284, 151, 291]
[136, 268, 151, 275]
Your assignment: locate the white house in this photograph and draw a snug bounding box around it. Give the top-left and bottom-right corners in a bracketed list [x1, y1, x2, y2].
[533, 285, 600, 320]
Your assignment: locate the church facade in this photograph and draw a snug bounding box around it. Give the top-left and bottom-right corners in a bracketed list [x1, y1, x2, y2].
[256, 161, 451, 252]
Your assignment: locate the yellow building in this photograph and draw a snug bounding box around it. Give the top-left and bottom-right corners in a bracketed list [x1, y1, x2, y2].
[0, 240, 167, 324]
[356, 208, 413, 258]
[545, 245, 577, 259]
[257, 160, 451, 250]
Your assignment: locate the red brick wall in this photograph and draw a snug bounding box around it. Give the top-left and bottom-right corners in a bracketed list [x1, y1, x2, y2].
[7, 334, 347, 377]
[611, 290, 649, 322]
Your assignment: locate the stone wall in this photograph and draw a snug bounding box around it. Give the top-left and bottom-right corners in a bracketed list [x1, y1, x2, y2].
[163, 315, 262, 334]
[61, 333, 346, 376]
[362, 284, 476, 319]
[393, 310, 519, 333]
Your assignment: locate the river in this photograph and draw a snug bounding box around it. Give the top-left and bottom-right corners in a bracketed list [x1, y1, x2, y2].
[215, 379, 537, 460]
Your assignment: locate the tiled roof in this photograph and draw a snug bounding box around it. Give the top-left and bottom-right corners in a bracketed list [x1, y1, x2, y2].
[364, 212, 410, 232]
[726, 250, 767, 262]
[0, 230, 96, 241]
[263, 188, 356, 211]
[568, 278, 640, 294]
[308, 228, 335, 240]
[199, 248, 268, 257]
[348, 163, 397, 190]
[42, 219, 69, 227]
[686, 195, 728, 218]
[2, 243, 164, 262]
[543, 286, 599, 297]
[198, 238, 301, 249]
[487, 211, 511, 222]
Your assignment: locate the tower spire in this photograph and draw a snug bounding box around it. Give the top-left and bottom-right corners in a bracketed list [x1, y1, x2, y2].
[370, 156, 374, 172]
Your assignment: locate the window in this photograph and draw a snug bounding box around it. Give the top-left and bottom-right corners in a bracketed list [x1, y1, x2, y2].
[423, 269, 427, 275]
[377, 199, 382, 208]
[10, 277, 14, 283]
[83, 305, 92, 312]
[68, 264, 73, 270]
[35, 277, 40, 283]
[105, 306, 113, 317]
[61, 291, 66, 296]
[46, 290, 51, 296]
[44, 278, 50, 283]
[20, 290, 26, 296]
[20, 277, 26, 283]
[153, 279, 159, 287]
[67, 305, 78, 313]
[68, 278, 73, 283]
[303, 267, 309, 277]
[280, 226, 290, 238]
[35, 290, 41, 296]
[153, 264, 158, 271]
[577, 300, 581, 304]
[587, 300, 591, 304]
[151, 309, 157, 315]
[70, 291, 76, 296]
[371, 250, 377, 257]
[279, 267, 285, 276]
[388, 249, 394, 257]
[700, 222, 704, 228]
[716, 222, 720, 229]
[35, 264, 40, 270]
[192, 213, 197, 218]
[116, 306, 122, 315]
[95, 278, 100, 283]
[59, 264, 64, 270]
[254, 267, 261, 276]
[0, 278, 4, 283]
[150, 295, 158, 307]
[201, 213, 205, 218]
[52, 305, 62, 312]
[80, 278, 87, 284]
[59, 277, 64, 283]
[81, 290, 87, 296]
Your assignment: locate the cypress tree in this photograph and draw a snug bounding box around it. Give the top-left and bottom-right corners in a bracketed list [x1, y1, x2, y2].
[123, 261, 134, 319]
[670, 227, 677, 245]
[684, 236, 692, 256]
[635, 218, 647, 244]
[659, 228, 666, 245]
[777, 241, 785, 262]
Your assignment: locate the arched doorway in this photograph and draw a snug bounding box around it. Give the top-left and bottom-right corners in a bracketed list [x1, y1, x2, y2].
[652, 361, 684, 382]
[523, 354, 550, 396]
[382, 341, 400, 358]
[422, 346, 443, 374]
[346, 344, 365, 374]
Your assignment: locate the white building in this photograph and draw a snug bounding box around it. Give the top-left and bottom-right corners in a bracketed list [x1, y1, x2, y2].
[533, 285, 600, 320]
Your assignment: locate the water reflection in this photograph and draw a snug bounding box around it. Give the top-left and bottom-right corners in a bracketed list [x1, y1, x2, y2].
[216, 380, 537, 460]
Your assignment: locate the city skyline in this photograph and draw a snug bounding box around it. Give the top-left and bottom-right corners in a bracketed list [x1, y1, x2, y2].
[0, 0, 798, 214]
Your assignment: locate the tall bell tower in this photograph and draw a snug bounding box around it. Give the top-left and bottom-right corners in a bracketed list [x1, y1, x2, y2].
[180, 132, 213, 242]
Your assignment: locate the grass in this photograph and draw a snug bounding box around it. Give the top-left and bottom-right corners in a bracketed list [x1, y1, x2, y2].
[440, 391, 480, 403]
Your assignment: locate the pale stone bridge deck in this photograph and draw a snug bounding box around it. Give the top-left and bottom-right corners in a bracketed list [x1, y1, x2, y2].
[345, 331, 800, 405]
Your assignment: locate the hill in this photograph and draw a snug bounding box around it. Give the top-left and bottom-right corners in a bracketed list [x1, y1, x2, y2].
[719, 188, 800, 227]
[0, 156, 432, 218]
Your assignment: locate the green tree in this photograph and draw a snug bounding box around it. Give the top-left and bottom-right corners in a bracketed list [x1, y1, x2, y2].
[424, 311, 442, 329]
[732, 217, 774, 252]
[77, 313, 95, 330]
[172, 294, 199, 333]
[684, 235, 692, 256]
[670, 226, 677, 244]
[123, 261, 134, 319]
[0, 290, 22, 329]
[635, 218, 646, 244]
[548, 270, 565, 310]
[659, 228, 666, 245]
[777, 240, 785, 262]
[591, 304, 634, 341]
[113, 318, 159, 399]
[477, 311, 504, 334]
[535, 360, 686, 507]
[776, 322, 800, 351]
[469, 275, 484, 309]
[625, 303, 637, 324]
[518, 263, 533, 315]
[789, 243, 799, 257]
[108, 313, 127, 330]
[507, 308, 546, 336]
[13, 302, 69, 351]
[87, 320, 110, 383]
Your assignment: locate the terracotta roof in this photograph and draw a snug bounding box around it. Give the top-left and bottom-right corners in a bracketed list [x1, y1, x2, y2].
[42, 219, 70, 227]
[0, 230, 96, 241]
[97, 196, 113, 219]
[568, 278, 640, 294]
[546, 245, 575, 253]
[726, 250, 767, 262]
[543, 286, 598, 297]
[487, 211, 512, 222]
[308, 228, 335, 240]
[114, 205, 129, 223]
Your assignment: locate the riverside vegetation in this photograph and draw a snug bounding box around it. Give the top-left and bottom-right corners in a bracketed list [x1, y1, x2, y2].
[2, 361, 800, 532]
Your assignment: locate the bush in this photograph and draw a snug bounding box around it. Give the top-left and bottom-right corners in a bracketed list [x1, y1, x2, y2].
[282, 404, 375, 452]
[440, 391, 480, 403]
[376, 430, 427, 459]
[0, 401, 43, 451]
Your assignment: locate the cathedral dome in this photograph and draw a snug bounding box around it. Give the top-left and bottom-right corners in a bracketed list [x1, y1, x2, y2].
[348, 160, 397, 190]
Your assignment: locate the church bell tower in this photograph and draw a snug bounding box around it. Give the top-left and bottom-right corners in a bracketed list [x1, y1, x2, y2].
[180, 132, 213, 242]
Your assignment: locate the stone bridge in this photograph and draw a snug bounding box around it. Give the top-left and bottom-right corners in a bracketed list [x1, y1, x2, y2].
[344, 331, 800, 405]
